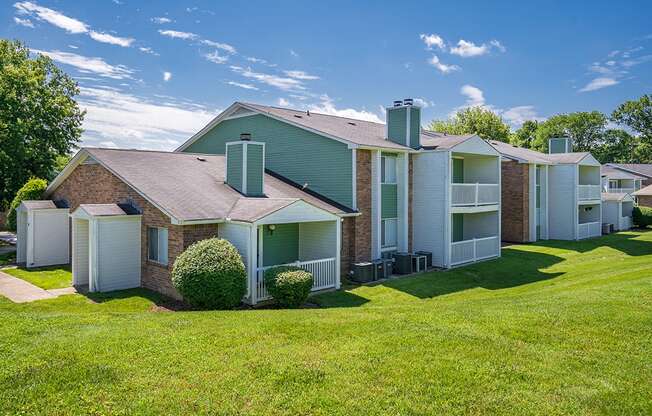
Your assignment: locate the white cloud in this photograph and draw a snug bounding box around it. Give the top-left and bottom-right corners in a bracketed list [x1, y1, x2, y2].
[163, 71, 172, 81]
[502, 106, 543, 127]
[278, 98, 291, 107]
[246, 56, 267, 64]
[201, 39, 236, 54]
[290, 49, 299, 57]
[227, 81, 258, 90]
[230, 66, 305, 91]
[89, 30, 134, 47]
[308, 95, 383, 124]
[579, 77, 619, 92]
[139, 47, 158, 55]
[284, 70, 320, 80]
[77, 86, 217, 150]
[13, 16, 34, 27]
[204, 51, 228, 64]
[450, 39, 505, 57]
[151, 17, 172, 24]
[158, 29, 198, 40]
[413, 98, 434, 108]
[14, 1, 88, 33]
[427, 55, 460, 74]
[460, 84, 485, 106]
[33, 49, 134, 79]
[68, 44, 78, 49]
[420, 33, 445, 50]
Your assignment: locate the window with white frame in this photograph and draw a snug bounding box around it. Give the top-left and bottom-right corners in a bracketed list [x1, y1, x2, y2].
[381, 155, 397, 184]
[148, 227, 168, 265]
[381, 218, 398, 248]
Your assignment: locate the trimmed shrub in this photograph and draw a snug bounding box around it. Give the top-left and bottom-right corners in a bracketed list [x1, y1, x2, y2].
[172, 238, 246, 309]
[7, 178, 48, 231]
[264, 266, 313, 308]
[633, 206, 652, 228]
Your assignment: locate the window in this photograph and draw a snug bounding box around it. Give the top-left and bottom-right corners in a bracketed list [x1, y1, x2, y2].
[148, 227, 168, 265]
[381, 218, 397, 248]
[381, 155, 397, 184]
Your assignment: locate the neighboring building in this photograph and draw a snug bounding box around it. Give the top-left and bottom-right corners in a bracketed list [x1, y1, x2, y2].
[490, 137, 602, 242]
[605, 164, 652, 187]
[601, 165, 645, 194]
[413, 133, 501, 267]
[44, 148, 346, 304]
[633, 184, 652, 207]
[601, 193, 634, 231]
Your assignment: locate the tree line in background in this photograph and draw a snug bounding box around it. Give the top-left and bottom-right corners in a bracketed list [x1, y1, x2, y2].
[429, 95, 652, 163]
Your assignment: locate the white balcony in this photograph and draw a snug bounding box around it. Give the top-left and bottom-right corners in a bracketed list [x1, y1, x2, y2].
[450, 236, 500, 266]
[254, 257, 337, 303]
[578, 185, 601, 201]
[606, 188, 635, 194]
[451, 183, 499, 207]
[619, 216, 632, 231]
[577, 222, 601, 239]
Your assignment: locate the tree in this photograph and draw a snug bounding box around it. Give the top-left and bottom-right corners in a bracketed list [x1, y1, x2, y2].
[509, 120, 539, 149]
[592, 129, 638, 164]
[0, 40, 84, 209]
[531, 111, 607, 153]
[428, 106, 511, 142]
[6, 177, 47, 231]
[611, 95, 652, 162]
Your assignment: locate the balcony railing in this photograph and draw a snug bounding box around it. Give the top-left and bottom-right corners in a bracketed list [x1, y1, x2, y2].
[578, 185, 601, 201]
[254, 257, 337, 303]
[451, 183, 499, 207]
[577, 221, 601, 239]
[450, 236, 500, 266]
[619, 216, 632, 230]
[607, 188, 635, 194]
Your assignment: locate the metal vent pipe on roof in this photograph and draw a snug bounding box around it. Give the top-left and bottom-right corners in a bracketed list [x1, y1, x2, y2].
[393, 100, 403, 107]
[403, 98, 414, 106]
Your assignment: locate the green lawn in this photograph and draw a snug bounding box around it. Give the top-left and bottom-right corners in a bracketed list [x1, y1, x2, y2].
[0, 231, 651, 415]
[3, 265, 72, 289]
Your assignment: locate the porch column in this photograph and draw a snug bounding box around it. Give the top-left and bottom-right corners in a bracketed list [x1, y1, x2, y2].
[397, 152, 409, 252]
[249, 225, 258, 303]
[335, 218, 341, 289]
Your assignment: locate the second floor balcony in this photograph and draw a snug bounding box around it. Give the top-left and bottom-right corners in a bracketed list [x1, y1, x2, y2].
[451, 183, 500, 206]
[577, 184, 601, 201]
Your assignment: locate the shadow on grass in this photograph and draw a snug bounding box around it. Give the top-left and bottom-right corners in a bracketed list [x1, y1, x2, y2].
[535, 229, 652, 256]
[83, 288, 189, 311]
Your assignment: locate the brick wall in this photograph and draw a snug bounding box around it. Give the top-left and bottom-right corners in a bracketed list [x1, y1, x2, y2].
[637, 195, 652, 208]
[501, 161, 530, 243]
[51, 162, 218, 299]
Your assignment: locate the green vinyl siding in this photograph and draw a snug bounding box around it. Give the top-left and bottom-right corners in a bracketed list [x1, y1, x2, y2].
[452, 214, 464, 242]
[387, 107, 407, 146]
[381, 184, 398, 219]
[549, 138, 567, 154]
[246, 143, 264, 196]
[452, 158, 464, 183]
[409, 106, 421, 149]
[262, 223, 299, 266]
[226, 144, 243, 193]
[183, 114, 353, 209]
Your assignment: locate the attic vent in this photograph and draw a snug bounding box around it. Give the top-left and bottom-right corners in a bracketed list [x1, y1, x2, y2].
[196, 157, 206, 162]
[294, 114, 303, 119]
[348, 121, 356, 126]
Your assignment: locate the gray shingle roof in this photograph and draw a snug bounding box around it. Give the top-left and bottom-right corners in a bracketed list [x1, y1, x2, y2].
[81, 148, 346, 222]
[607, 163, 652, 179]
[20, 200, 57, 210]
[488, 140, 553, 164]
[601, 192, 632, 202]
[420, 132, 478, 150]
[544, 152, 593, 164]
[601, 165, 646, 180]
[78, 204, 129, 216]
[633, 184, 652, 196]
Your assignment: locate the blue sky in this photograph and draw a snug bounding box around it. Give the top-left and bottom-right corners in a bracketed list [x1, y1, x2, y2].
[2, 1, 652, 150]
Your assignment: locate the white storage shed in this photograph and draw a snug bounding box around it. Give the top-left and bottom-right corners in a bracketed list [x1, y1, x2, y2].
[71, 204, 142, 292]
[601, 193, 634, 231]
[16, 200, 70, 268]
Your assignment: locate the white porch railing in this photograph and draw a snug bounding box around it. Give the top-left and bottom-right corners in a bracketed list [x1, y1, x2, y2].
[577, 221, 601, 239]
[607, 188, 635, 194]
[578, 185, 601, 200]
[451, 183, 499, 206]
[450, 236, 500, 266]
[254, 257, 337, 303]
[619, 216, 632, 230]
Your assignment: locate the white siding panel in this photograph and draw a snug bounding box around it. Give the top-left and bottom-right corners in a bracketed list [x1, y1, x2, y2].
[256, 201, 336, 225]
[298, 221, 337, 261]
[16, 212, 27, 263]
[413, 151, 449, 267]
[452, 136, 499, 156]
[218, 222, 251, 267]
[31, 210, 69, 268]
[72, 219, 89, 286]
[96, 218, 141, 292]
[548, 165, 576, 240]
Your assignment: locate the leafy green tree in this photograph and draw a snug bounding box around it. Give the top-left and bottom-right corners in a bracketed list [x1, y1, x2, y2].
[0, 40, 84, 209]
[6, 177, 47, 231]
[592, 129, 638, 164]
[509, 120, 539, 149]
[532, 111, 607, 153]
[611, 95, 652, 162]
[428, 106, 511, 142]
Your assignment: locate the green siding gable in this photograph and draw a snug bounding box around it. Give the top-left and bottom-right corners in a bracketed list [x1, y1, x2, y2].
[226, 144, 243, 193]
[263, 223, 299, 266]
[246, 143, 264, 197]
[381, 183, 398, 219]
[183, 114, 353, 209]
[409, 107, 421, 149]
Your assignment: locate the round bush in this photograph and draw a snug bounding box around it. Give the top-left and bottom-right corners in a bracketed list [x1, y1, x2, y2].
[7, 178, 47, 231]
[633, 206, 652, 228]
[264, 266, 313, 308]
[172, 238, 246, 309]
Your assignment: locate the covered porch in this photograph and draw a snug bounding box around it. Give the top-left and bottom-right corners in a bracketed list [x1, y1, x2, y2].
[450, 210, 500, 266]
[451, 152, 501, 207]
[577, 202, 601, 239]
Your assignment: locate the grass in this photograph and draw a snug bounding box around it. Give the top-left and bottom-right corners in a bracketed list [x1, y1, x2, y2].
[0, 251, 15, 266]
[3, 265, 72, 289]
[0, 231, 651, 415]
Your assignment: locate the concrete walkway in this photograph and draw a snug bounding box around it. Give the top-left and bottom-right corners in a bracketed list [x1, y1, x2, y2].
[0, 270, 56, 303]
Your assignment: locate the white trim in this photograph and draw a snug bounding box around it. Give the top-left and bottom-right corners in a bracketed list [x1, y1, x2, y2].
[398, 152, 409, 252]
[371, 150, 382, 260]
[445, 151, 452, 268]
[497, 155, 502, 259]
[242, 142, 248, 195]
[335, 218, 341, 289]
[351, 148, 357, 211]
